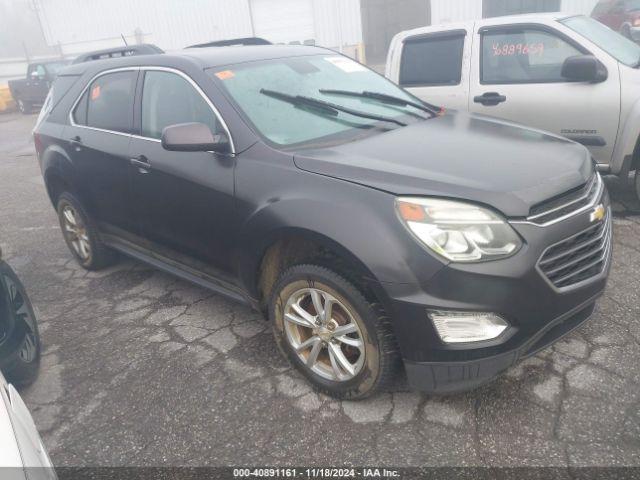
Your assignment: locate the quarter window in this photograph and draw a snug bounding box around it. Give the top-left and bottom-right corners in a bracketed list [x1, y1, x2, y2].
[85, 71, 136, 133]
[141, 70, 220, 140]
[399, 33, 465, 87]
[481, 29, 582, 84]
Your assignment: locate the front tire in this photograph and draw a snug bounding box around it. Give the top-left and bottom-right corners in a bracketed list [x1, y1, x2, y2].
[270, 264, 399, 400]
[56, 192, 116, 270]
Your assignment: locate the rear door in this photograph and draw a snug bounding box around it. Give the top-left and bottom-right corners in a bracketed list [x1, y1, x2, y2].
[65, 69, 138, 236]
[395, 25, 472, 111]
[128, 68, 237, 280]
[468, 21, 620, 165]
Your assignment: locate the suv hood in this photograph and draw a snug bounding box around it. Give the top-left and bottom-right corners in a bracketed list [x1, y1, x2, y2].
[293, 113, 593, 218]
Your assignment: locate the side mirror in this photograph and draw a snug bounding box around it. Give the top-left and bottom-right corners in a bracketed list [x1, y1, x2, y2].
[161, 122, 230, 153]
[561, 55, 608, 83]
[30, 71, 42, 80]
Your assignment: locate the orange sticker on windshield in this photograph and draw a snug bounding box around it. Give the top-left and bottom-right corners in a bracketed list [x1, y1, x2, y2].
[91, 85, 101, 100]
[215, 70, 235, 80]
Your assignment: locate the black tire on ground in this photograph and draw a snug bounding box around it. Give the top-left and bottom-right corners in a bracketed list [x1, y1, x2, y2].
[56, 192, 116, 270]
[635, 169, 640, 201]
[0, 262, 41, 387]
[269, 264, 400, 400]
[17, 99, 32, 114]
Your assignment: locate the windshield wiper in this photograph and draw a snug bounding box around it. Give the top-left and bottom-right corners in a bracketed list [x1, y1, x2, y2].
[319, 89, 443, 117]
[260, 89, 407, 127]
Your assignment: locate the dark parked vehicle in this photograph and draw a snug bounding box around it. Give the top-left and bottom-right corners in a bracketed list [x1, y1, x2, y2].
[33, 46, 611, 399]
[0, 247, 41, 387]
[592, 0, 640, 40]
[8, 60, 68, 114]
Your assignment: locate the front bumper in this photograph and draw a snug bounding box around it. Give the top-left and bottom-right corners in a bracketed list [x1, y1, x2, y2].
[382, 190, 612, 394]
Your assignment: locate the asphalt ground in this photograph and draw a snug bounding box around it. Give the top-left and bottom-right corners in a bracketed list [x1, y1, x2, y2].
[1, 111, 640, 469]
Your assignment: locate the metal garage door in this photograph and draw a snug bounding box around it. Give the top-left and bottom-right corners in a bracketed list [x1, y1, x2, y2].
[250, 0, 315, 44]
[483, 0, 561, 18]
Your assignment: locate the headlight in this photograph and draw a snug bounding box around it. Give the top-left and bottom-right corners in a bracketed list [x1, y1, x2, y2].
[395, 197, 522, 262]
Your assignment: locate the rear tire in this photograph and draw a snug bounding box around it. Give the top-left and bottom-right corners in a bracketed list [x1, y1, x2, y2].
[269, 264, 399, 400]
[635, 169, 640, 201]
[56, 192, 116, 270]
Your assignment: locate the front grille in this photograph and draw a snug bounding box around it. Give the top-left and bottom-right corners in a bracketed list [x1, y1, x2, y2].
[528, 173, 601, 225]
[538, 210, 612, 290]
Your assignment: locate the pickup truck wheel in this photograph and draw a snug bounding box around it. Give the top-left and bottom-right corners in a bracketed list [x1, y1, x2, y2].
[635, 169, 640, 201]
[0, 261, 41, 387]
[56, 192, 116, 271]
[270, 264, 399, 400]
[17, 99, 31, 114]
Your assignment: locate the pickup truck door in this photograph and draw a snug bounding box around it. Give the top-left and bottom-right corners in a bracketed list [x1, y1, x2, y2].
[392, 24, 473, 111]
[24, 64, 49, 104]
[468, 22, 620, 166]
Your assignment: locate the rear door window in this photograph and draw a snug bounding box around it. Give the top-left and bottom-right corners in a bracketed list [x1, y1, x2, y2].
[399, 32, 466, 87]
[85, 71, 137, 133]
[140, 70, 220, 139]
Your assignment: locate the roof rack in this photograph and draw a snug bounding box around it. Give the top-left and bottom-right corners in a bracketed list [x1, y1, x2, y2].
[72, 44, 164, 64]
[186, 37, 272, 48]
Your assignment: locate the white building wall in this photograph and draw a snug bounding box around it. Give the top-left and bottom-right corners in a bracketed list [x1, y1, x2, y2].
[431, 0, 599, 25]
[34, 0, 363, 56]
[312, 0, 362, 48]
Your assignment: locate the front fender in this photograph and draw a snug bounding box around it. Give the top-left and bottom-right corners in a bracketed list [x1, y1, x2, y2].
[612, 95, 640, 175]
[234, 167, 446, 299]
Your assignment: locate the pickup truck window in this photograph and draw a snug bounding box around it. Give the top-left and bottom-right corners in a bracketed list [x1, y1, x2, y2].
[481, 29, 581, 84]
[399, 33, 465, 87]
[84, 71, 136, 134]
[141, 70, 221, 140]
[561, 15, 640, 67]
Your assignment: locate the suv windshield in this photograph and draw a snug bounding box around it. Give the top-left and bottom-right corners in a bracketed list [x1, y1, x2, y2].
[210, 55, 426, 147]
[561, 15, 640, 66]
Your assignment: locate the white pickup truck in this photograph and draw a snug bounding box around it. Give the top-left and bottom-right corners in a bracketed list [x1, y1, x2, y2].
[386, 13, 640, 199]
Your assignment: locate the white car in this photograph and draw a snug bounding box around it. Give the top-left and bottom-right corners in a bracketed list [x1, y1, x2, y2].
[0, 370, 56, 480]
[386, 13, 640, 198]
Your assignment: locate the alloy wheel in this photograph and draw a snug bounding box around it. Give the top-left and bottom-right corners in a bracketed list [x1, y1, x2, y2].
[283, 287, 365, 382]
[62, 205, 91, 261]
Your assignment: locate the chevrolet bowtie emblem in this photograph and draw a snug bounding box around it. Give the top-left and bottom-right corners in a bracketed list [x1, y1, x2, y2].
[590, 204, 606, 223]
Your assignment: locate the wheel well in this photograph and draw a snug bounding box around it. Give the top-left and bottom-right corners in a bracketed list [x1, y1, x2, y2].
[256, 235, 383, 310]
[45, 173, 72, 207]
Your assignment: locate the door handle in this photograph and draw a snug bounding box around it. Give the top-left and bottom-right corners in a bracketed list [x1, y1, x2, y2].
[473, 92, 507, 106]
[70, 136, 82, 150]
[130, 155, 151, 174]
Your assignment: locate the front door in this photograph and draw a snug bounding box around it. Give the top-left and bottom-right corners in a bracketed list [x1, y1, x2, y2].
[128, 69, 236, 280]
[469, 23, 621, 165]
[25, 64, 49, 104]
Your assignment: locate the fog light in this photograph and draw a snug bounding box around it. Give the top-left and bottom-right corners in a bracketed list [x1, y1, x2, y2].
[428, 311, 508, 344]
